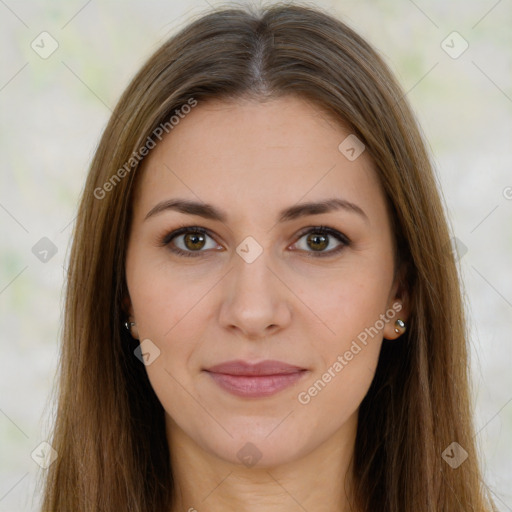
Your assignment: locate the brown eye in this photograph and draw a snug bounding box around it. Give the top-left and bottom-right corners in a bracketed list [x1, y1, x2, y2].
[162, 226, 221, 258]
[183, 232, 206, 251]
[306, 232, 329, 251]
[292, 226, 350, 257]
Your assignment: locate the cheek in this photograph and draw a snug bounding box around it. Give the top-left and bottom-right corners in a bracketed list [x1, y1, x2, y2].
[126, 253, 218, 340]
[294, 283, 387, 435]
[294, 345, 380, 445]
[294, 253, 394, 345]
[291, 256, 392, 418]
[125, 256, 216, 417]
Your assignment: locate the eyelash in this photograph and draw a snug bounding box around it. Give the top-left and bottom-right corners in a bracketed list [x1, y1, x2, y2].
[159, 224, 351, 258]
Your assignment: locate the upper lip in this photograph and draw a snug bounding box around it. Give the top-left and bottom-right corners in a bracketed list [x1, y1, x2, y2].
[204, 359, 307, 376]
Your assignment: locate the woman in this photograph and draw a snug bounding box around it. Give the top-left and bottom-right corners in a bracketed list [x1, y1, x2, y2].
[39, 3, 497, 511]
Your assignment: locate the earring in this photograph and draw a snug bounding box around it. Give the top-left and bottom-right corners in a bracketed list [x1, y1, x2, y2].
[394, 319, 406, 334]
[124, 320, 138, 339]
[124, 321, 136, 331]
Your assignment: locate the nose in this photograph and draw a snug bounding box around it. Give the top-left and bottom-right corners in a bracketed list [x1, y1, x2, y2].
[218, 245, 292, 340]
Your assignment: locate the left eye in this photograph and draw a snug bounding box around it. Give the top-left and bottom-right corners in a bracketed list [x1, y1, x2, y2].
[291, 226, 350, 257]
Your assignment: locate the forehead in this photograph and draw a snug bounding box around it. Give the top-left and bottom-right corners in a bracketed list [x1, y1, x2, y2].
[131, 95, 384, 224]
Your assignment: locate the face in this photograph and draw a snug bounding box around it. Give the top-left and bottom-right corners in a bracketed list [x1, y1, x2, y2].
[124, 95, 406, 469]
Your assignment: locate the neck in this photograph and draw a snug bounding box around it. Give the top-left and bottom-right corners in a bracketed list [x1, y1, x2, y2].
[167, 412, 358, 512]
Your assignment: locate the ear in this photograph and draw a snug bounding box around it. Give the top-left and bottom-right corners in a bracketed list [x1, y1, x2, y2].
[121, 293, 140, 339]
[383, 265, 410, 341]
[121, 293, 134, 318]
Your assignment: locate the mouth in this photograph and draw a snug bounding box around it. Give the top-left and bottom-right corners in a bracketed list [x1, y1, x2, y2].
[203, 359, 309, 398]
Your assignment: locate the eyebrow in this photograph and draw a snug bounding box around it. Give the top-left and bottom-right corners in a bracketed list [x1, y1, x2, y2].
[144, 197, 368, 224]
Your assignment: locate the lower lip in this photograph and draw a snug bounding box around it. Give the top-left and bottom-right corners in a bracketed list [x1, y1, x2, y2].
[205, 371, 307, 398]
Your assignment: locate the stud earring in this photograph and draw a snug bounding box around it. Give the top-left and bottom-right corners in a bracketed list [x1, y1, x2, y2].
[394, 319, 406, 334]
[124, 319, 138, 339]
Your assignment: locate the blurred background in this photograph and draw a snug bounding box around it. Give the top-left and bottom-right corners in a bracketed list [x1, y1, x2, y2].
[0, 0, 511, 510]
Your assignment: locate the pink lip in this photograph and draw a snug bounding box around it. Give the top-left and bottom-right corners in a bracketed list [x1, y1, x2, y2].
[206, 359, 306, 375]
[204, 359, 308, 398]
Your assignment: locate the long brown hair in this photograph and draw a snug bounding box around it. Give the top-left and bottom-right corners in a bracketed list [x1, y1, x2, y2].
[39, 3, 496, 511]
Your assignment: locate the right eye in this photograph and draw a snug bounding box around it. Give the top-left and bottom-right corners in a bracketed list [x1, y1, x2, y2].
[160, 226, 223, 258]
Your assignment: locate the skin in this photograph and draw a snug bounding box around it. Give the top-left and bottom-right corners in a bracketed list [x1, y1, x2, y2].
[124, 95, 408, 512]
